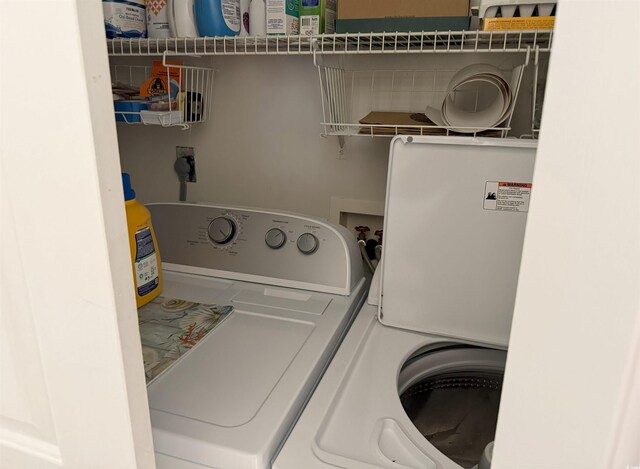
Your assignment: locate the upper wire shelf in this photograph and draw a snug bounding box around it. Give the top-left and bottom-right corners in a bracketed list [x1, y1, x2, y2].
[107, 30, 553, 56]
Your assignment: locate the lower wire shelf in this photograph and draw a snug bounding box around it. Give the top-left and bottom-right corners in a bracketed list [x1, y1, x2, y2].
[322, 122, 508, 138]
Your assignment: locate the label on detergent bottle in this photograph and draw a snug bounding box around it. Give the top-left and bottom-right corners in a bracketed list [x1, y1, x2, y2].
[222, 0, 241, 32]
[134, 227, 160, 296]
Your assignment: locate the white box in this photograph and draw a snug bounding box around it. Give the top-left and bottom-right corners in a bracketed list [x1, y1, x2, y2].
[266, 0, 299, 35]
[140, 110, 183, 126]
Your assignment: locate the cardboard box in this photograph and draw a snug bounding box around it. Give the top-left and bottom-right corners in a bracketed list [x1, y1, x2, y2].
[482, 16, 555, 31]
[139, 60, 184, 98]
[336, 0, 469, 34]
[300, 0, 336, 35]
[267, 0, 300, 35]
[358, 111, 501, 137]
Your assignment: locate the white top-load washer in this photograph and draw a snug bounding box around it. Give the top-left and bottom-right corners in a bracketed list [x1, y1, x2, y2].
[143, 203, 366, 468]
[274, 136, 537, 469]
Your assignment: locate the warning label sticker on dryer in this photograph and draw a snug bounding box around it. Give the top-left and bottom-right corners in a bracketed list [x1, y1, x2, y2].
[483, 181, 532, 213]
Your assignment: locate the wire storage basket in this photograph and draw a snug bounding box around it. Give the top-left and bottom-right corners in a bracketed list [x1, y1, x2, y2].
[315, 49, 530, 140]
[110, 54, 215, 129]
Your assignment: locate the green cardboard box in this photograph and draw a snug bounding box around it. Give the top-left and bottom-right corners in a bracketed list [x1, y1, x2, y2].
[336, 0, 470, 33]
[300, 0, 336, 35]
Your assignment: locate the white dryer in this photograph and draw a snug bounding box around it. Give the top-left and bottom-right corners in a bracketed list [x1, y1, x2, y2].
[274, 136, 537, 469]
[142, 203, 366, 468]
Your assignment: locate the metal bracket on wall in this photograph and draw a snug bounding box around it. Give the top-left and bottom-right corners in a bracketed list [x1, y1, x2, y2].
[313, 39, 347, 157]
[175, 146, 196, 201]
[336, 135, 346, 158]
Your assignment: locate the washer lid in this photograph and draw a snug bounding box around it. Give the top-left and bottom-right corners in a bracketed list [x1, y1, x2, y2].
[379, 136, 536, 347]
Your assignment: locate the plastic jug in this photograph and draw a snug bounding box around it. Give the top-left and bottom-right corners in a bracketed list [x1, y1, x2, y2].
[195, 0, 241, 36]
[103, 0, 146, 38]
[168, 0, 199, 37]
[147, 0, 171, 38]
[122, 173, 163, 308]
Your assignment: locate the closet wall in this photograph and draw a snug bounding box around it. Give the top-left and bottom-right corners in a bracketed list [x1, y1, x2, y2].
[116, 52, 536, 221]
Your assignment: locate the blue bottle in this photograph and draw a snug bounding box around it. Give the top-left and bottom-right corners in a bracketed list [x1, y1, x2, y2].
[195, 0, 241, 36]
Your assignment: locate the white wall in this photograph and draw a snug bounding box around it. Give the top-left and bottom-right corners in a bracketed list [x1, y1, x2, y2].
[117, 56, 388, 218]
[115, 52, 537, 222]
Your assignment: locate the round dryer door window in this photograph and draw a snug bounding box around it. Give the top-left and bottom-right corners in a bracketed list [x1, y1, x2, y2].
[397, 347, 506, 469]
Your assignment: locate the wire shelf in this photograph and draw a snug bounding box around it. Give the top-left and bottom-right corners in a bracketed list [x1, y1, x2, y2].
[110, 56, 215, 129]
[321, 123, 510, 138]
[107, 30, 553, 56]
[317, 56, 529, 141]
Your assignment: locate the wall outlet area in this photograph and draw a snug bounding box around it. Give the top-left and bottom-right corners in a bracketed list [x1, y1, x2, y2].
[330, 197, 385, 242]
[342, 213, 384, 241]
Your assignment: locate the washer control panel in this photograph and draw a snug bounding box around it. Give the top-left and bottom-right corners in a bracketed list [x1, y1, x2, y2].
[148, 203, 363, 295]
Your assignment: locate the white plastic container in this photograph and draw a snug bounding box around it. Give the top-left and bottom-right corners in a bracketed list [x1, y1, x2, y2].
[147, 0, 172, 38]
[103, 0, 146, 38]
[140, 110, 183, 126]
[168, 0, 199, 37]
[240, 0, 251, 35]
[249, 0, 266, 35]
[266, 0, 299, 35]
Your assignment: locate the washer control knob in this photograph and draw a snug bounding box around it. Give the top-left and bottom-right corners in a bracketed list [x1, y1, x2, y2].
[265, 228, 287, 249]
[208, 217, 236, 245]
[297, 233, 319, 255]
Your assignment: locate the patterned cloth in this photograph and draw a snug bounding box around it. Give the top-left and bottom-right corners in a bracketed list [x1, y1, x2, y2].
[138, 297, 233, 383]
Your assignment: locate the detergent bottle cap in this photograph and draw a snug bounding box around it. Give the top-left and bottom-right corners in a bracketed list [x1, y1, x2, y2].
[122, 173, 136, 201]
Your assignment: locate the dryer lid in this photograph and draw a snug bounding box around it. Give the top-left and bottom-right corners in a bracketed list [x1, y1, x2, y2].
[379, 136, 536, 347]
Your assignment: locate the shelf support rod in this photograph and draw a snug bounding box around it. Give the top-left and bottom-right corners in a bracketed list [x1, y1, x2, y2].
[313, 39, 345, 156]
[531, 45, 540, 136]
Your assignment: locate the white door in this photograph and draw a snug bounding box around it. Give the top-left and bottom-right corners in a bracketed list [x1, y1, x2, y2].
[0, 1, 155, 467]
[493, 1, 640, 468]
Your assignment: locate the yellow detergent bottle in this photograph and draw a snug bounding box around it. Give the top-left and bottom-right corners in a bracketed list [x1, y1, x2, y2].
[122, 173, 163, 308]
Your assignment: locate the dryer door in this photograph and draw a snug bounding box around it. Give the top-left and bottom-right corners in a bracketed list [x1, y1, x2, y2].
[380, 136, 536, 347]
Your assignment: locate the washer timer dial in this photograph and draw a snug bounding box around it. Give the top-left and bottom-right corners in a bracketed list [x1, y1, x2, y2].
[208, 216, 236, 245]
[265, 228, 287, 249]
[297, 233, 319, 255]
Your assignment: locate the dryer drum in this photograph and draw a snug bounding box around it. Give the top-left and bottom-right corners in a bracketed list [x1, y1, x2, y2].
[398, 348, 506, 469]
